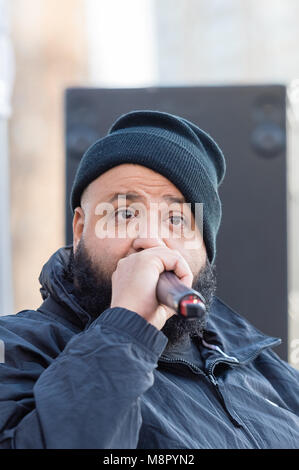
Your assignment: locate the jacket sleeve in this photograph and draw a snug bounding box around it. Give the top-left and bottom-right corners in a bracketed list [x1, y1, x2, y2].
[0, 307, 168, 449]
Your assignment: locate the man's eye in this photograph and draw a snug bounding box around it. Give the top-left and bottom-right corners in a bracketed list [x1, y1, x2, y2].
[114, 208, 135, 221]
[169, 214, 186, 226]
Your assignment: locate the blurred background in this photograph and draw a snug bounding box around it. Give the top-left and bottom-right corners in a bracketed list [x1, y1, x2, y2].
[1, 0, 299, 368]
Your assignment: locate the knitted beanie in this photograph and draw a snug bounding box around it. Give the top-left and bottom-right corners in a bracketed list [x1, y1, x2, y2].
[70, 110, 226, 265]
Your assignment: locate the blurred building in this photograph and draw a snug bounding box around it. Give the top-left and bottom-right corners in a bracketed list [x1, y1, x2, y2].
[0, 0, 14, 315]
[9, 0, 88, 313]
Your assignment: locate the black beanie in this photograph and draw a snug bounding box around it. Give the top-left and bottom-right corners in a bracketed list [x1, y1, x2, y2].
[70, 110, 226, 265]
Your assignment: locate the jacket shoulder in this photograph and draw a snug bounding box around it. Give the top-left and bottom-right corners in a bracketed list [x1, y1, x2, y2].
[0, 308, 76, 368]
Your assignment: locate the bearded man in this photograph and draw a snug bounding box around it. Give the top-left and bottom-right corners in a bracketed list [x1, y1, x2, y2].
[0, 110, 298, 449]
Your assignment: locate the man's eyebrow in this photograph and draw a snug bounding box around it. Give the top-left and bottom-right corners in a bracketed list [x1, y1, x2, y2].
[106, 192, 185, 204]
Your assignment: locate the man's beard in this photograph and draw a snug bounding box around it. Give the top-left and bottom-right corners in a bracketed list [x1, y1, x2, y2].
[65, 239, 217, 345]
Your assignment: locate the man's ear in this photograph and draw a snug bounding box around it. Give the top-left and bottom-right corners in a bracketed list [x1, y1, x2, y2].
[73, 207, 85, 253]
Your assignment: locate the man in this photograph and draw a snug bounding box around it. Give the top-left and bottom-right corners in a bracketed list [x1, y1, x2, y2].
[0, 110, 298, 449]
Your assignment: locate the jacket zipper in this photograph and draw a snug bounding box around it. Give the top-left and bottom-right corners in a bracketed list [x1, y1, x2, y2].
[160, 339, 280, 383]
[159, 355, 205, 376]
[206, 342, 281, 448]
[159, 339, 280, 444]
[206, 357, 243, 428]
[159, 354, 242, 428]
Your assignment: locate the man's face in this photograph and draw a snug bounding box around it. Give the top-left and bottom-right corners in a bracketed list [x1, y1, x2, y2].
[70, 163, 216, 344]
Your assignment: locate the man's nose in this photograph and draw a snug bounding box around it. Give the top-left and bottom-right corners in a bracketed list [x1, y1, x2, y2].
[132, 237, 166, 252]
[130, 207, 166, 252]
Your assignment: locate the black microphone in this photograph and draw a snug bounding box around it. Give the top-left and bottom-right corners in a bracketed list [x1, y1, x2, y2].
[156, 271, 206, 320]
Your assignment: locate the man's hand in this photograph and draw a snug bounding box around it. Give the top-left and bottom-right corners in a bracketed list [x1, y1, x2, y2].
[110, 245, 193, 330]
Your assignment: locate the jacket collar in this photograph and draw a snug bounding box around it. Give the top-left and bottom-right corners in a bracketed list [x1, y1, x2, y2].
[205, 296, 281, 362]
[38, 245, 92, 328]
[161, 295, 281, 367]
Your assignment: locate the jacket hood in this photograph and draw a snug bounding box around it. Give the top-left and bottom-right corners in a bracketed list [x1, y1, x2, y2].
[38, 246, 281, 361]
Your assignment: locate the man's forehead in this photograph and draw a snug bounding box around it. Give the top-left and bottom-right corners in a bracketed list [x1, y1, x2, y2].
[81, 164, 188, 208]
[105, 191, 185, 204]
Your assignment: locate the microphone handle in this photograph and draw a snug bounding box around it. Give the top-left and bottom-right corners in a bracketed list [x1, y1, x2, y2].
[156, 271, 206, 320]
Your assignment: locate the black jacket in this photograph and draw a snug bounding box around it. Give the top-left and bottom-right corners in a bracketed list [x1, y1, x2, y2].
[0, 246, 298, 449]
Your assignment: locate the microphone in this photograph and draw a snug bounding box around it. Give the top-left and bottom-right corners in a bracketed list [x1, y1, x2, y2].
[156, 271, 206, 320]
